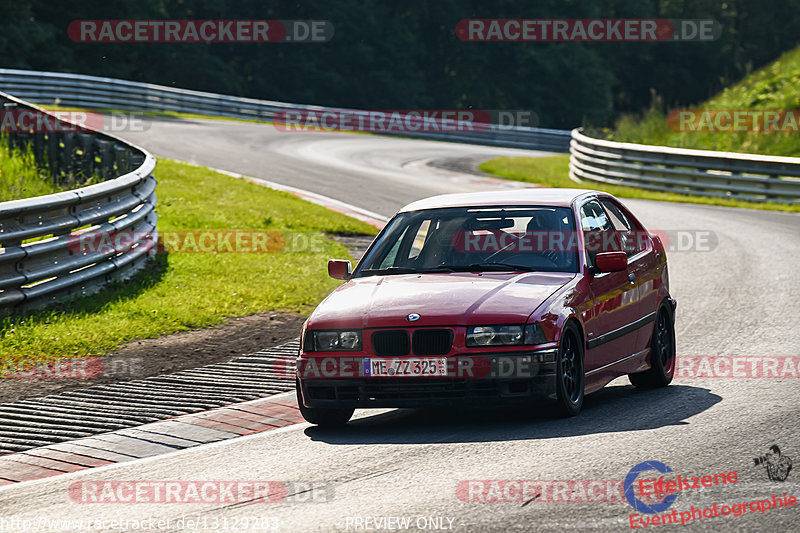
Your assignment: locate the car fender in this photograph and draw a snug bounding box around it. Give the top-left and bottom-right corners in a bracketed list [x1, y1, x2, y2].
[527, 274, 586, 346]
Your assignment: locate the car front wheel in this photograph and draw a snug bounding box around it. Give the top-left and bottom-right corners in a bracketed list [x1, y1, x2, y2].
[296, 379, 354, 427]
[554, 323, 584, 417]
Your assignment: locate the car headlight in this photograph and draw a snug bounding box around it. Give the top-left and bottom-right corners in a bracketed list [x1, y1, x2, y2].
[304, 330, 362, 351]
[466, 324, 547, 347]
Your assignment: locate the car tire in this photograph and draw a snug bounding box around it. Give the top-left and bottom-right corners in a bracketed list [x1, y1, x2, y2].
[629, 303, 676, 388]
[554, 323, 584, 417]
[295, 379, 354, 427]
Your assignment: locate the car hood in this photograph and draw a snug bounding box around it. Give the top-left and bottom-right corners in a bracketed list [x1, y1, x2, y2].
[309, 272, 575, 329]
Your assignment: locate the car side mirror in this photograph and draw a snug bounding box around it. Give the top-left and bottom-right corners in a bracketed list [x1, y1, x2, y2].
[594, 251, 627, 273]
[328, 259, 352, 280]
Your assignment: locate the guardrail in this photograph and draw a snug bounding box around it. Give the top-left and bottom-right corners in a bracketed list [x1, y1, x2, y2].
[569, 128, 800, 204]
[0, 91, 157, 313]
[0, 69, 571, 153]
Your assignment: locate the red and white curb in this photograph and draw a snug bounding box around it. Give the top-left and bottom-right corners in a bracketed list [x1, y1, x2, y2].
[0, 392, 302, 485]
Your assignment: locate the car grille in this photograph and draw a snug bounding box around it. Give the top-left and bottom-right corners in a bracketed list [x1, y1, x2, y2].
[412, 329, 453, 355]
[371, 330, 410, 356]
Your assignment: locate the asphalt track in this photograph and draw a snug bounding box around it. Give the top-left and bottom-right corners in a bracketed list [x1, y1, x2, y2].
[1, 118, 798, 532]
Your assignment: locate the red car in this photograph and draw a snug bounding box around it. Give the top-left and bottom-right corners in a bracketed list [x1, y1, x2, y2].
[296, 189, 676, 426]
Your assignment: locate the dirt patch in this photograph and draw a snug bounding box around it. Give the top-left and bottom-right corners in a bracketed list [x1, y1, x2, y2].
[0, 312, 306, 404]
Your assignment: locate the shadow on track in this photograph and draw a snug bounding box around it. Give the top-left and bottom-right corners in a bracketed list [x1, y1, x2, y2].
[304, 383, 721, 445]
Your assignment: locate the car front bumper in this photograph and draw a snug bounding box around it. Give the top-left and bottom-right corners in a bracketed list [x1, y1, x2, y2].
[297, 350, 558, 409]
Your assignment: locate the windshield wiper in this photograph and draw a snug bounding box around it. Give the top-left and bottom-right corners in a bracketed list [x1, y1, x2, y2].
[398, 263, 532, 273]
[358, 267, 419, 276]
[359, 265, 457, 277]
[420, 266, 457, 272]
[359, 263, 533, 276]
[463, 262, 535, 272]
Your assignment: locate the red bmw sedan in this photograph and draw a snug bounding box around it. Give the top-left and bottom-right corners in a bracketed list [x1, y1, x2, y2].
[296, 189, 676, 425]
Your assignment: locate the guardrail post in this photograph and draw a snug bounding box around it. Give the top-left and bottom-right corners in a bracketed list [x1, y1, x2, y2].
[77, 132, 95, 181]
[765, 172, 778, 202]
[32, 131, 47, 169]
[3, 102, 18, 152]
[46, 131, 60, 179]
[59, 131, 76, 185]
[130, 151, 144, 169]
[97, 140, 114, 180]
[114, 144, 131, 175]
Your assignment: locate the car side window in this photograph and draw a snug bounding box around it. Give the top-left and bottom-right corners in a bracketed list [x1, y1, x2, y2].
[579, 199, 618, 265]
[377, 227, 407, 269]
[599, 198, 635, 257]
[580, 200, 612, 232]
[599, 198, 647, 256]
[380, 218, 439, 269]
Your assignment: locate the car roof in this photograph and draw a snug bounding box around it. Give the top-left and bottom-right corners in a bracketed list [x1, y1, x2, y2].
[398, 188, 606, 212]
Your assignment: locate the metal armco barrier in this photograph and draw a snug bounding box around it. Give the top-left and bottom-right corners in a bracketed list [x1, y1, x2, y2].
[0, 91, 157, 313]
[0, 69, 571, 153]
[570, 128, 800, 204]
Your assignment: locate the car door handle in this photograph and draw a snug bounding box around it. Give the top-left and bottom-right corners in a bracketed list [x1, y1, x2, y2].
[628, 273, 636, 283]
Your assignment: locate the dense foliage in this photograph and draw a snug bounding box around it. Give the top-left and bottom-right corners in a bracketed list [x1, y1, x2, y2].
[2, 0, 799, 128]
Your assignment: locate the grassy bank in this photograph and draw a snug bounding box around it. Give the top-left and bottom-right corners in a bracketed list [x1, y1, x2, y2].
[481, 46, 800, 213]
[611, 46, 800, 157]
[0, 159, 378, 363]
[479, 155, 800, 213]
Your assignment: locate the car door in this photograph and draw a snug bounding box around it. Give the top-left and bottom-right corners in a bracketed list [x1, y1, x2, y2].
[599, 197, 660, 353]
[579, 199, 641, 371]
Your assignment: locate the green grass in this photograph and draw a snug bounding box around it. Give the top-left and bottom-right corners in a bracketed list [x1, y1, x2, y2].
[0, 159, 378, 364]
[479, 154, 800, 213]
[611, 46, 800, 157]
[0, 142, 61, 201]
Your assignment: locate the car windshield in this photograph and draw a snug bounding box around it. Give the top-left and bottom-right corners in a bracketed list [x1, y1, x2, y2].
[355, 206, 579, 276]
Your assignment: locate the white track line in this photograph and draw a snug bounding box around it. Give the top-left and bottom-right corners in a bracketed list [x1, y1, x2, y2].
[204, 164, 389, 228]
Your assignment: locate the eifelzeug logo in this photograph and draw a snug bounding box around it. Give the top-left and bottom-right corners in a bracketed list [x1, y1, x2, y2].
[624, 461, 679, 514]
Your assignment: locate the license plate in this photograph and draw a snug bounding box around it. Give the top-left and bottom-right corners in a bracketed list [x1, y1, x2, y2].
[363, 358, 448, 377]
